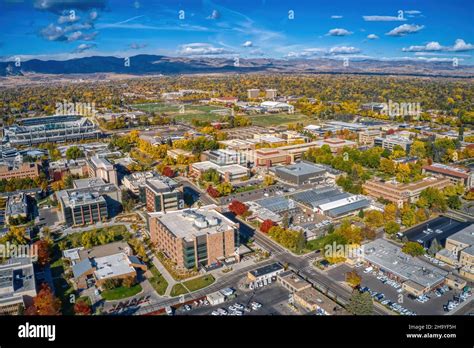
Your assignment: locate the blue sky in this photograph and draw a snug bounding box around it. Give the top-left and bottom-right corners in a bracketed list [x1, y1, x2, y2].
[0, 0, 473, 64]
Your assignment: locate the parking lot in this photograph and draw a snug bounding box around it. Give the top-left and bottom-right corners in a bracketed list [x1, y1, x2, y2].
[176, 283, 294, 316]
[327, 264, 464, 315]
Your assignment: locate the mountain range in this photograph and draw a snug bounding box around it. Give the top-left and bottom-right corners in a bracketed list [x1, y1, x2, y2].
[1, 55, 473, 78]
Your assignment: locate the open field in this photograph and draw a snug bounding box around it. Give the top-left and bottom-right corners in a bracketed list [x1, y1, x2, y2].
[247, 112, 312, 127]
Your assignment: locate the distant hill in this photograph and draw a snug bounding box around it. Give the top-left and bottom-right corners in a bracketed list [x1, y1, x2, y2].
[1, 54, 473, 78]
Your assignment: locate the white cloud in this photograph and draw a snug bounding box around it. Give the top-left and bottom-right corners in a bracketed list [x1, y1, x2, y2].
[386, 24, 424, 36]
[178, 43, 231, 56]
[451, 39, 474, 52]
[402, 39, 474, 52]
[363, 15, 406, 22]
[287, 48, 326, 58]
[89, 11, 99, 21]
[67, 31, 83, 42]
[367, 34, 379, 40]
[242, 41, 253, 47]
[329, 46, 360, 54]
[404, 10, 421, 15]
[327, 28, 352, 36]
[74, 43, 96, 53]
[39, 24, 66, 41]
[207, 10, 220, 20]
[331, 15, 343, 19]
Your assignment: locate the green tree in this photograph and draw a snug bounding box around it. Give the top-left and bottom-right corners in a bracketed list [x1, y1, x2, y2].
[402, 241, 425, 257]
[384, 221, 400, 235]
[346, 290, 373, 315]
[66, 146, 84, 160]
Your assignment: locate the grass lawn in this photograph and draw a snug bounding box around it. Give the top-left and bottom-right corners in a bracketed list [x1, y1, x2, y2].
[182, 274, 215, 292]
[248, 112, 311, 127]
[101, 284, 142, 301]
[170, 283, 189, 297]
[148, 266, 168, 296]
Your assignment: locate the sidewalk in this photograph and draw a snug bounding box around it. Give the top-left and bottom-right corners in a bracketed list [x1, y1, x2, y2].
[150, 254, 177, 297]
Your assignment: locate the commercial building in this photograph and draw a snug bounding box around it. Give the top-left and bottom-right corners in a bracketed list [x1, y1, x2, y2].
[293, 287, 346, 315]
[313, 138, 357, 154]
[3, 115, 101, 146]
[69, 241, 147, 290]
[148, 206, 240, 269]
[5, 193, 28, 225]
[422, 163, 472, 189]
[48, 159, 88, 181]
[272, 161, 327, 185]
[247, 89, 260, 99]
[190, 161, 249, 182]
[363, 177, 452, 208]
[247, 263, 284, 283]
[87, 155, 118, 185]
[0, 160, 40, 180]
[0, 258, 36, 315]
[375, 135, 413, 152]
[359, 130, 383, 146]
[277, 271, 312, 293]
[254, 148, 290, 167]
[436, 224, 474, 281]
[291, 186, 370, 219]
[56, 178, 122, 226]
[363, 239, 448, 296]
[145, 176, 183, 213]
[202, 149, 246, 165]
[265, 89, 278, 100]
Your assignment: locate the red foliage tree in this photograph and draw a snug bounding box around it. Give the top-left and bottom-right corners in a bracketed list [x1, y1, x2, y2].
[162, 166, 175, 178]
[386, 129, 395, 135]
[228, 200, 248, 216]
[260, 219, 276, 233]
[74, 300, 92, 316]
[207, 185, 220, 198]
[34, 240, 52, 267]
[26, 283, 61, 316]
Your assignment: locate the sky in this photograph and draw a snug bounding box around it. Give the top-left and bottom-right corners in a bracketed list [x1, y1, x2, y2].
[0, 0, 473, 64]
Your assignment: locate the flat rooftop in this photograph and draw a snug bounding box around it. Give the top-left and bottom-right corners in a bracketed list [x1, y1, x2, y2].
[146, 176, 180, 194]
[363, 239, 448, 288]
[151, 205, 237, 240]
[93, 253, 135, 280]
[448, 224, 474, 246]
[274, 161, 326, 177]
[249, 263, 283, 278]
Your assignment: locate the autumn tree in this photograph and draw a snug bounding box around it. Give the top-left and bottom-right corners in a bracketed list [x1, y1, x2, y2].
[161, 166, 175, 178]
[383, 203, 398, 222]
[228, 200, 248, 216]
[384, 221, 400, 235]
[26, 283, 61, 315]
[74, 300, 92, 316]
[402, 241, 425, 257]
[364, 210, 384, 229]
[260, 219, 276, 233]
[34, 239, 53, 267]
[206, 185, 220, 198]
[345, 270, 362, 288]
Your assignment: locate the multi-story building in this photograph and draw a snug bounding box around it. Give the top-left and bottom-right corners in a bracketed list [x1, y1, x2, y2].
[69, 241, 147, 290]
[202, 149, 246, 165]
[265, 89, 278, 100]
[437, 224, 474, 281]
[87, 155, 118, 185]
[272, 161, 327, 186]
[148, 206, 239, 269]
[375, 135, 413, 152]
[56, 178, 122, 226]
[247, 89, 260, 99]
[422, 163, 472, 189]
[189, 161, 249, 182]
[0, 258, 37, 315]
[123, 171, 160, 196]
[144, 176, 183, 213]
[254, 148, 290, 167]
[5, 193, 28, 225]
[3, 115, 101, 146]
[363, 177, 451, 207]
[0, 160, 40, 180]
[359, 130, 383, 146]
[313, 138, 357, 154]
[48, 158, 88, 181]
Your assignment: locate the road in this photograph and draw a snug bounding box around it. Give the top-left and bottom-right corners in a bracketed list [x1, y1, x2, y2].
[225, 213, 392, 315]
